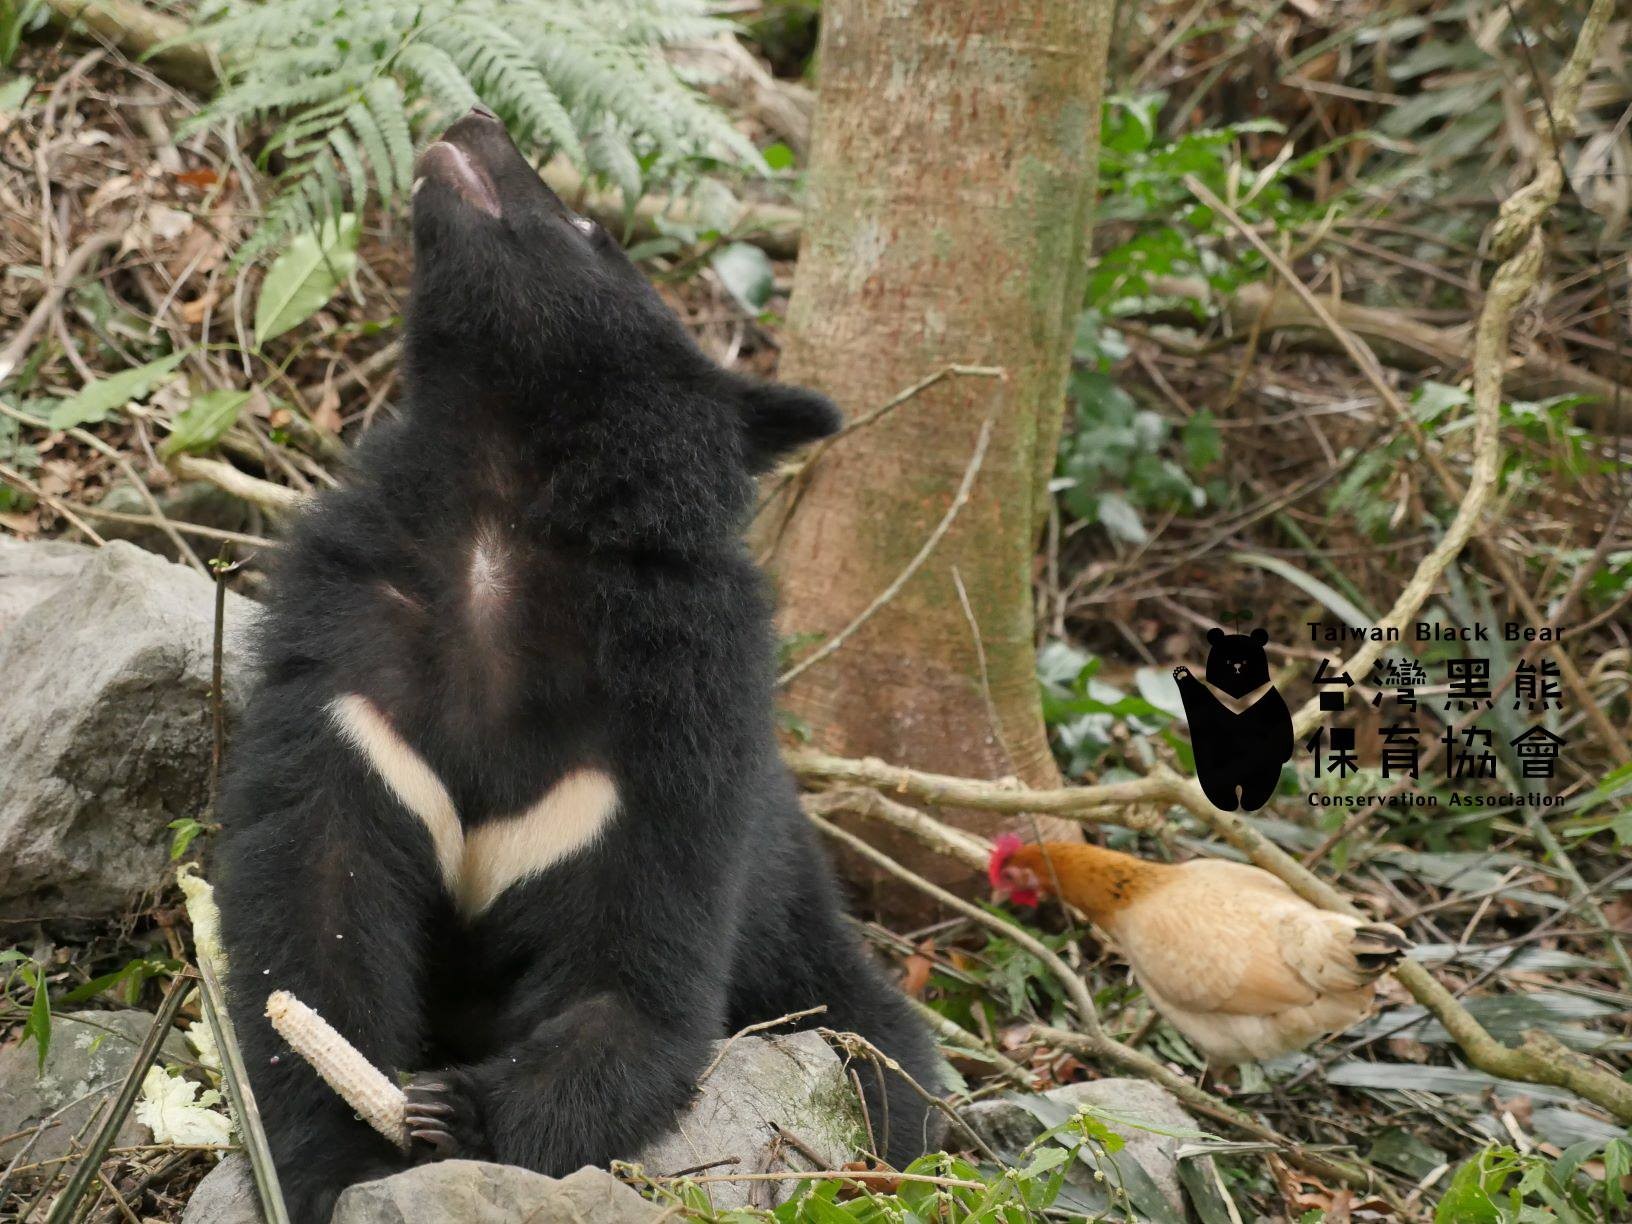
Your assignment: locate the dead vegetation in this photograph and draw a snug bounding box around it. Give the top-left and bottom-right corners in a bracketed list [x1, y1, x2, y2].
[1, 1, 1630, 1220]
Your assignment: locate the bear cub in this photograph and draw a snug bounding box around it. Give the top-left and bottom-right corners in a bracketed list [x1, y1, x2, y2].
[1174, 626, 1293, 812]
[215, 108, 941, 1220]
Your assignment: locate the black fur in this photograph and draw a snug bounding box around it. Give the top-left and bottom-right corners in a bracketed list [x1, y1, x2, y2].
[215, 110, 940, 1221]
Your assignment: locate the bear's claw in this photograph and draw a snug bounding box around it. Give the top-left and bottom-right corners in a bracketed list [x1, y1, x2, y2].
[404, 1074, 488, 1163]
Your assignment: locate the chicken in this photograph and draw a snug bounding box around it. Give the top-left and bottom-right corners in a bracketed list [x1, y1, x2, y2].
[988, 835, 1409, 1064]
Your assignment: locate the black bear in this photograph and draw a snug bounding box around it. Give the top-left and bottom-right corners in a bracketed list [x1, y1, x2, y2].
[1173, 627, 1293, 812]
[215, 108, 941, 1220]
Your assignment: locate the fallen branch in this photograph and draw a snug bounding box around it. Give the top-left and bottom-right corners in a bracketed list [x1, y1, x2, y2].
[802, 748, 1632, 1125]
[1134, 275, 1632, 428]
[789, 749, 1170, 834]
[43, 0, 217, 93]
[806, 807, 1396, 1203]
[0, 230, 121, 385]
[172, 455, 306, 515]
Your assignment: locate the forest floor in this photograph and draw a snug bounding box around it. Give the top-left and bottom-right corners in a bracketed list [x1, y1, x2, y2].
[1, 2, 1630, 1221]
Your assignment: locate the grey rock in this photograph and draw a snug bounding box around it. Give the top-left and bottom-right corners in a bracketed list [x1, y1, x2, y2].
[187, 1033, 863, 1221]
[0, 1009, 191, 1164]
[333, 1163, 660, 1224]
[0, 541, 254, 919]
[962, 1078, 1198, 1216]
[181, 1154, 261, 1224]
[0, 537, 94, 632]
[633, 1030, 862, 1209]
[94, 480, 264, 565]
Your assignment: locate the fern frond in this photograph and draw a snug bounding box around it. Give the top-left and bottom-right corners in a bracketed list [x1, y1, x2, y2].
[190, 0, 756, 259]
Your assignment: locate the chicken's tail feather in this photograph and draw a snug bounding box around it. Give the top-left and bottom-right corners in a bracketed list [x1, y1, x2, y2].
[1351, 922, 1411, 977]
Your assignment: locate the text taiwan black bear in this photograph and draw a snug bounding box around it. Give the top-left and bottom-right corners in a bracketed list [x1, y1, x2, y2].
[1173, 627, 1293, 812]
[216, 109, 942, 1220]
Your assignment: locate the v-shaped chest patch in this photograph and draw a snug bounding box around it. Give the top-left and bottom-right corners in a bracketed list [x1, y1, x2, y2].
[328, 694, 617, 916]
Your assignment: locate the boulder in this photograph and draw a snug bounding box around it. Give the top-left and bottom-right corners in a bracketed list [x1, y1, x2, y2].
[961, 1078, 1200, 1216]
[633, 1030, 861, 1209]
[182, 1033, 864, 1221]
[181, 1154, 261, 1224]
[0, 537, 94, 632]
[0, 541, 254, 920]
[333, 1164, 661, 1224]
[0, 1009, 191, 1163]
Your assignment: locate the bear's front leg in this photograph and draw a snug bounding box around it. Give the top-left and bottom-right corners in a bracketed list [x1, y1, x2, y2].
[217, 711, 446, 1220]
[410, 992, 713, 1174]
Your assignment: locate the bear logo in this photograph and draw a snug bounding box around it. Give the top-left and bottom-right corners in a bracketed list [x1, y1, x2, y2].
[1174, 626, 1293, 812]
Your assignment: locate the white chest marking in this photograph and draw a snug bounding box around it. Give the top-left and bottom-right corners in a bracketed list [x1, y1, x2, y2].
[328, 695, 617, 916]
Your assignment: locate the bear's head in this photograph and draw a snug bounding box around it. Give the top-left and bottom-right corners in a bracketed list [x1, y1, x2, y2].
[1204, 626, 1271, 698]
[406, 109, 840, 499]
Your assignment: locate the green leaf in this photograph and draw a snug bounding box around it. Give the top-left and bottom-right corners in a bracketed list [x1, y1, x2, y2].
[710, 242, 774, 313]
[1097, 492, 1148, 545]
[161, 389, 253, 458]
[0, 74, 33, 112]
[762, 142, 795, 171]
[1181, 410, 1221, 469]
[23, 963, 51, 1071]
[49, 351, 190, 429]
[255, 214, 360, 344]
[168, 817, 206, 860]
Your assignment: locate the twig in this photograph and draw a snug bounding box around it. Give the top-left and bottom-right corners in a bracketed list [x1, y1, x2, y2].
[817, 1028, 1002, 1166]
[640, 1168, 990, 1191]
[57, 504, 273, 548]
[699, 1006, 828, 1083]
[0, 230, 120, 385]
[777, 416, 993, 687]
[170, 456, 305, 514]
[802, 810, 1101, 1034]
[0, 401, 208, 575]
[790, 751, 1169, 834]
[909, 1001, 1035, 1090]
[44, 976, 192, 1224]
[803, 752, 1632, 1126]
[804, 808, 1395, 1202]
[0, 462, 108, 544]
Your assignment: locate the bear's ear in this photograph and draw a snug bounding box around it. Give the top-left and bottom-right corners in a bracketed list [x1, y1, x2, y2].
[1206, 627, 1225, 645]
[1250, 627, 1269, 645]
[736, 380, 842, 473]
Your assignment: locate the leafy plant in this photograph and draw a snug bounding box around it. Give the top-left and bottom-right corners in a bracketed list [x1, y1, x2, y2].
[1087, 92, 1343, 312]
[175, 0, 761, 259]
[1054, 314, 1223, 548]
[1038, 641, 1174, 780]
[1435, 1140, 1631, 1223]
[0, 949, 53, 1069]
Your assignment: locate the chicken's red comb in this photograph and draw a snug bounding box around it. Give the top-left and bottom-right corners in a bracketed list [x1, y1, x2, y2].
[988, 833, 1023, 890]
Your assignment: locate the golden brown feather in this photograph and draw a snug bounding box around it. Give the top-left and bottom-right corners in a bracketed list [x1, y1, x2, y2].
[989, 839, 1409, 1063]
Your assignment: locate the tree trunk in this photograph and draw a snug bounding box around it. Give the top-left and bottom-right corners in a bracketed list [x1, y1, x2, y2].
[768, 1, 1113, 905]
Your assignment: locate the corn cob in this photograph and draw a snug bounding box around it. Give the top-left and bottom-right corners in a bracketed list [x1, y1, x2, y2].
[264, 990, 408, 1149]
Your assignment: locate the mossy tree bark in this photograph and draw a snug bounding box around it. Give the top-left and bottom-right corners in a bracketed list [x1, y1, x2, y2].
[769, 0, 1113, 903]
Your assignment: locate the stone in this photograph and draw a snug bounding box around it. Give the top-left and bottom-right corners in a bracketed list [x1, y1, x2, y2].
[632, 1030, 862, 1209]
[181, 1154, 261, 1224]
[961, 1078, 1199, 1216]
[93, 480, 263, 565]
[332, 1163, 661, 1224]
[0, 537, 94, 632]
[0, 541, 253, 920]
[0, 1009, 191, 1164]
